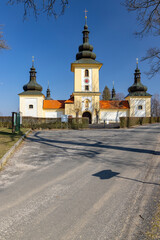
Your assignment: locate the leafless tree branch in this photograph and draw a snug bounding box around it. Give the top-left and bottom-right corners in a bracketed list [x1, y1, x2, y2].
[7, 0, 69, 19]
[124, 0, 160, 77]
[123, 0, 160, 36]
[0, 25, 9, 50]
[151, 93, 160, 116]
[141, 47, 160, 78]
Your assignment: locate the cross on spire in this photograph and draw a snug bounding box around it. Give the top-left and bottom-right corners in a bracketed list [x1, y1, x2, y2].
[32, 56, 35, 67]
[84, 8, 88, 24]
[136, 58, 138, 68]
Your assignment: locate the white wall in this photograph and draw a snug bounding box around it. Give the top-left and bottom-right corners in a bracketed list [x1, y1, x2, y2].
[24, 98, 37, 117]
[134, 99, 146, 117]
[100, 110, 127, 123]
[45, 111, 63, 118]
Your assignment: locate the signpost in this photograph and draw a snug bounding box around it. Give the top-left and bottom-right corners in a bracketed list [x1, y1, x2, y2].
[12, 112, 22, 133]
[61, 115, 68, 128]
[61, 115, 68, 123]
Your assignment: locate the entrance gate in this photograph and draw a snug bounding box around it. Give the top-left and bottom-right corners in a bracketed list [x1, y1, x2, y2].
[82, 111, 92, 124]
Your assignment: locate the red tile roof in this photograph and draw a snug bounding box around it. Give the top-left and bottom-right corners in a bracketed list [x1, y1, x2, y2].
[65, 95, 74, 104]
[43, 100, 65, 109]
[100, 100, 129, 109]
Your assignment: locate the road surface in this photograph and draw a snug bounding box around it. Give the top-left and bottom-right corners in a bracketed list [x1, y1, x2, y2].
[0, 124, 160, 240]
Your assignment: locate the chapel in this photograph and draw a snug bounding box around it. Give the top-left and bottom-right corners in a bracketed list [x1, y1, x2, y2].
[19, 17, 151, 124]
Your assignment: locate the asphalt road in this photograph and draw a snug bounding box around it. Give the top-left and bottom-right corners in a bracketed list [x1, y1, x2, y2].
[0, 124, 160, 240]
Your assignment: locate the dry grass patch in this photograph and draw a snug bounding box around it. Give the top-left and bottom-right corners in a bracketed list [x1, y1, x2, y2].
[0, 128, 29, 159]
[145, 202, 160, 239]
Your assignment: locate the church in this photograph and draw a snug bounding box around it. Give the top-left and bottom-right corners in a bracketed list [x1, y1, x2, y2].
[19, 17, 151, 124]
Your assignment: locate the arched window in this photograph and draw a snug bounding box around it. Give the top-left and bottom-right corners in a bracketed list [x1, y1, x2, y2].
[85, 85, 89, 91]
[85, 69, 89, 77]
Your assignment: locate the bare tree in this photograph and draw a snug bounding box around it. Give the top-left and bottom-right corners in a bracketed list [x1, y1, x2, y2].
[74, 100, 81, 118]
[7, 0, 69, 19]
[115, 92, 125, 100]
[0, 26, 9, 50]
[124, 0, 160, 77]
[151, 93, 160, 116]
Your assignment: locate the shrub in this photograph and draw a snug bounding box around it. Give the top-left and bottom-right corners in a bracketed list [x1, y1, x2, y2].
[120, 117, 159, 128]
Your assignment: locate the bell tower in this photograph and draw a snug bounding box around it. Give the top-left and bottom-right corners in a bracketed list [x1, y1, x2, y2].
[71, 11, 103, 123]
[126, 59, 152, 117]
[19, 57, 44, 117]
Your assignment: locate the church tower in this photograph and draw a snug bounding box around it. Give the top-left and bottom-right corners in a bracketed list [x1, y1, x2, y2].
[70, 11, 103, 123]
[19, 57, 44, 117]
[125, 59, 152, 117]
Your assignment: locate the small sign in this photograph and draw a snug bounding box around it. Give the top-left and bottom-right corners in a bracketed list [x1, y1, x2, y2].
[61, 115, 68, 123]
[13, 112, 17, 126]
[20, 114, 22, 125]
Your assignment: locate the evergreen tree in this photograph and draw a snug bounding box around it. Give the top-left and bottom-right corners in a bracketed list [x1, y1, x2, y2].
[102, 86, 111, 100]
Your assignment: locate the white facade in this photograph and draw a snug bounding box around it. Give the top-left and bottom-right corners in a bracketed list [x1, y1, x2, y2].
[19, 95, 44, 117]
[134, 99, 146, 117]
[100, 110, 128, 123]
[82, 96, 92, 113]
[45, 111, 63, 118]
[24, 98, 37, 117]
[81, 68, 92, 91]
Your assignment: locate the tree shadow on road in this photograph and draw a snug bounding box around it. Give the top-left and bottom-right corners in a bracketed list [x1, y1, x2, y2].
[27, 131, 160, 156]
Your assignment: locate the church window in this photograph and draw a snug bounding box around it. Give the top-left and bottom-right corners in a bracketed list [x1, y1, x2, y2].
[85, 69, 89, 77]
[85, 85, 89, 91]
[29, 104, 33, 109]
[138, 105, 143, 110]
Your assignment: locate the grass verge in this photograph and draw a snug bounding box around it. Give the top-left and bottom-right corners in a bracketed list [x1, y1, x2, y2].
[146, 202, 160, 239]
[0, 128, 30, 159]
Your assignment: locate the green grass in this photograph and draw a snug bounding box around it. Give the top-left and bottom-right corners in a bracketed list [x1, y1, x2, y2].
[0, 128, 30, 159]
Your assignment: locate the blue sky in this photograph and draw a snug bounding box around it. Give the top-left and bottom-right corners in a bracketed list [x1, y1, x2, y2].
[0, 0, 160, 116]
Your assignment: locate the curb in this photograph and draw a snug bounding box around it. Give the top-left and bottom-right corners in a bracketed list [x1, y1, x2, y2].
[0, 129, 32, 169]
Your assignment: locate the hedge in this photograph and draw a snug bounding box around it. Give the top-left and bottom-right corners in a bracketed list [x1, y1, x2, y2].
[120, 117, 160, 128]
[0, 116, 89, 130]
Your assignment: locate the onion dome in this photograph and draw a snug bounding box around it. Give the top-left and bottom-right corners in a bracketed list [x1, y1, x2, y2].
[76, 23, 96, 61]
[45, 82, 52, 100]
[23, 57, 42, 93]
[127, 59, 151, 97]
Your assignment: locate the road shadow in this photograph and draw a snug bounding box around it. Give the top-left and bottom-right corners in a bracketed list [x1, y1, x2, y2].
[26, 131, 160, 156]
[92, 169, 160, 186]
[92, 170, 120, 179]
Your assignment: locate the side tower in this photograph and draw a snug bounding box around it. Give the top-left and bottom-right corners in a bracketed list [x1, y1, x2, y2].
[70, 15, 102, 123]
[19, 58, 44, 117]
[126, 60, 152, 117]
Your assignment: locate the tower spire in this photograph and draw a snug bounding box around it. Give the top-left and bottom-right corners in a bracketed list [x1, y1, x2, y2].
[136, 58, 138, 69]
[84, 8, 88, 25]
[127, 62, 150, 96]
[112, 81, 116, 99]
[45, 81, 52, 100]
[32, 56, 35, 68]
[23, 58, 42, 92]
